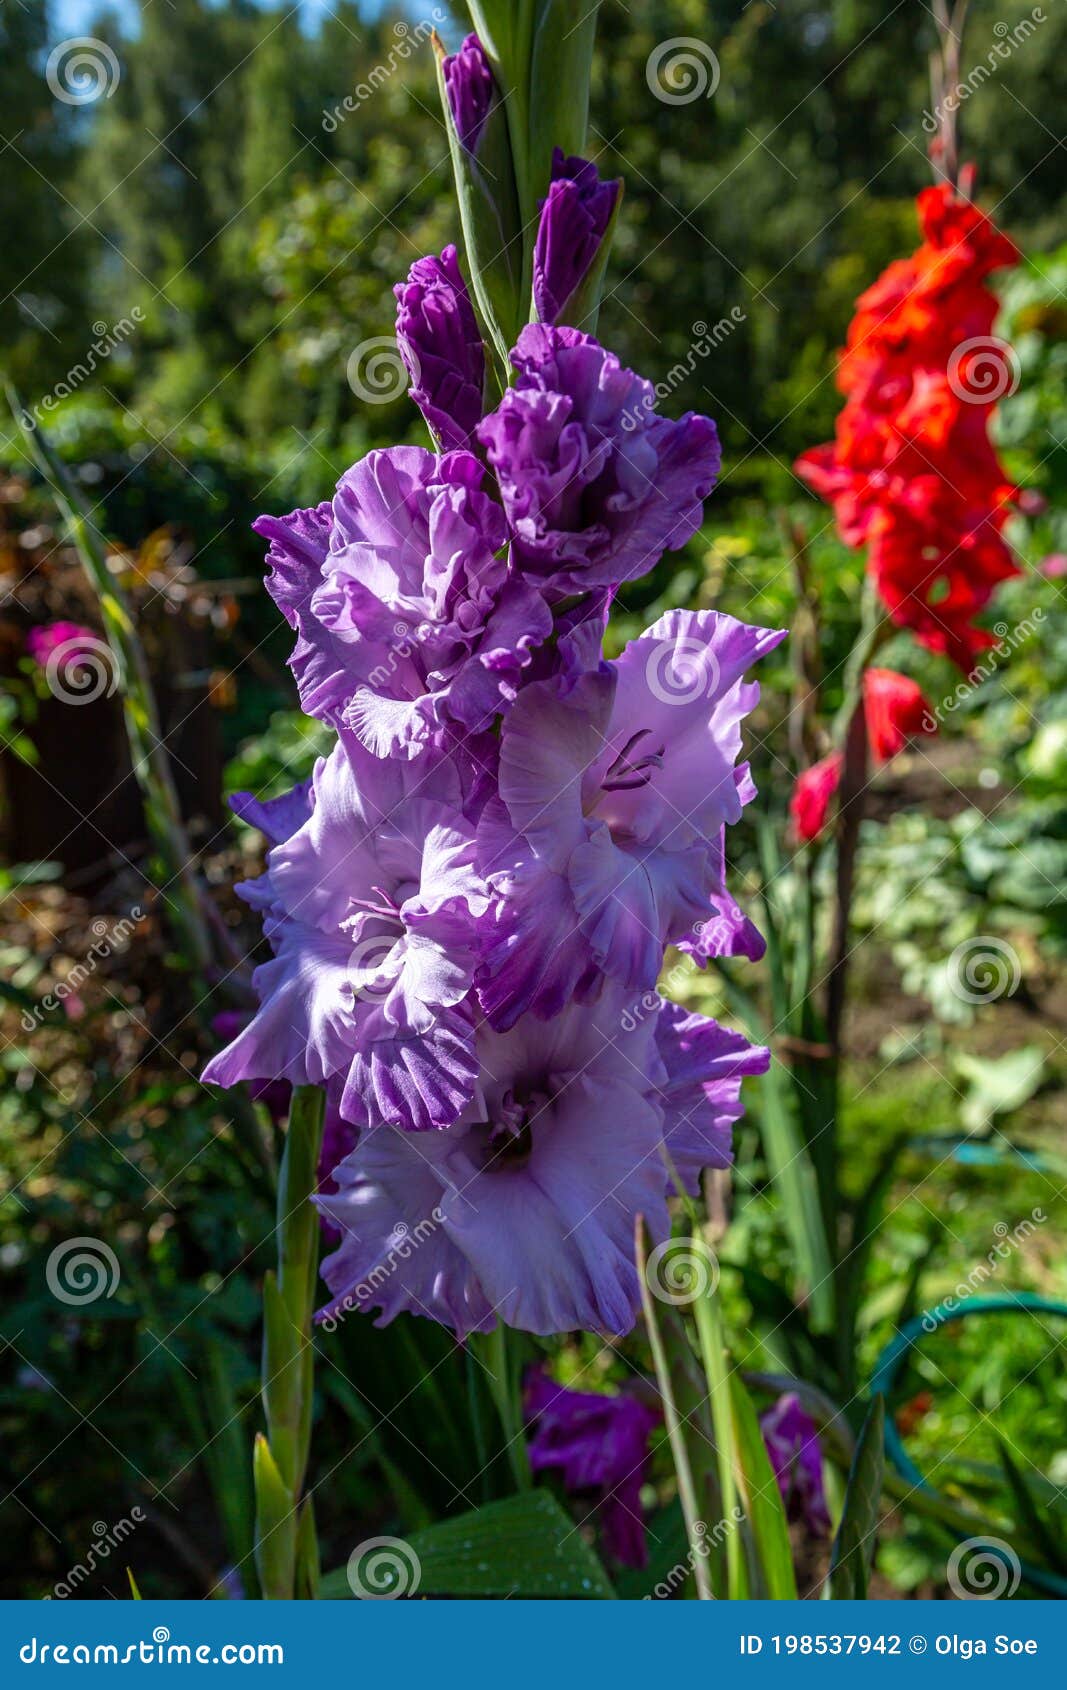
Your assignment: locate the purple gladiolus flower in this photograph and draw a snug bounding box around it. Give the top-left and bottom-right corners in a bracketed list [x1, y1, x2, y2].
[477, 609, 785, 1027]
[525, 1368, 661, 1568]
[316, 992, 766, 1337]
[478, 324, 721, 596]
[317, 1088, 359, 1244]
[394, 246, 485, 451]
[443, 32, 495, 154]
[760, 1394, 831, 1536]
[317, 996, 670, 1336]
[533, 150, 620, 326]
[211, 1003, 355, 1242]
[256, 446, 551, 759]
[675, 829, 767, 966]
[210, 1011, 290, 1123]
[211, 299, 784, 1345]
[202, 740, 489, 1134]
[654, 1001, 770, 1186]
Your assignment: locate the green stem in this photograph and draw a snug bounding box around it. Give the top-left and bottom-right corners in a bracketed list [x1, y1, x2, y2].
[690, 1233, 747, 1599]
[255, 1085, 325, 1599]
[823, 581, 893, 1380]
[636, 1218, 714, 1599]
[483, 1322, 531, 1491]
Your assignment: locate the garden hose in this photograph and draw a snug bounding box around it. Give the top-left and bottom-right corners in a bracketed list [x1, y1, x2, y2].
[871, 1294, 1067, 1597]
[906, 1133, 1058, 1176]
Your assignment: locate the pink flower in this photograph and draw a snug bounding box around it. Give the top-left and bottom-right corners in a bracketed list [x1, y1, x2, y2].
[25, 621, 99, 668]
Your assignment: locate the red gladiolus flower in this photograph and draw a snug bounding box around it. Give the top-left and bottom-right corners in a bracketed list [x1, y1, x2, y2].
[791, 670, 935, 842]
[864, 667, 936, 761]
[790, 752, 843, 844]
[796, 183, 1021, 672]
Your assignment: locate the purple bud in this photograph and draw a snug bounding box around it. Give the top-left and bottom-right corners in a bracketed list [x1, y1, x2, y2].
[760, 1393, 831, 1537]
[533, 149, 621, 326]
[394, 245, 485, 451]
[443, 32, 495, 156]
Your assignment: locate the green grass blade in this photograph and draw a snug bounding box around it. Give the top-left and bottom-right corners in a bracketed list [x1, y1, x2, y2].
[825, 1395, 886, 1599]
[729, 1373, 798, 1599]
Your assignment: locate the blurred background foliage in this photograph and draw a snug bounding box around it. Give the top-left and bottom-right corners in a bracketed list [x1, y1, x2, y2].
[5, 0, 1066, 474]
[1, 0, 1066, 1599]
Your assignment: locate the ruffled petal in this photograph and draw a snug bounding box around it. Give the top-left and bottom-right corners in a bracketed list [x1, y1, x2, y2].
[341, 1004, 479, 1132]
[654, 1000, 770, 1192]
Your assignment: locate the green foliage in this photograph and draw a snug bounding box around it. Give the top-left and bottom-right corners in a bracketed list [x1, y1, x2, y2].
[322, 1490, 615, 1599]
[0, 2, 89, 393]
[223, 710, 335, 805]
[825, 1396, 885, 1600]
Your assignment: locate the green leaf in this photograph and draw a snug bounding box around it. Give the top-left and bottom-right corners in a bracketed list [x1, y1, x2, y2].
[261, 1270, 300, 1487]
[825, 1395, 886, 1600]
[525, 1, 601, 209]
[277, 1085, 325, 1323]
[729, 1374, 798, 1600]
[613, 1501, 691, 1600]
[636, 1218, 716, 1598]
[755, 1060, 835, 1331]
[253, 1432, 296, 1602]
[995, 1434, 1067, 1575]
[651, 1293, 726, 1597]
[294, 1495, 321, 1600]
[320, 1490, 615, 1599]
[690, 1247, 748, 1599]
[201, 1340, 257, 1593]
[840, 1132, 910, 1367]
[127, 1569, 142, 1600]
